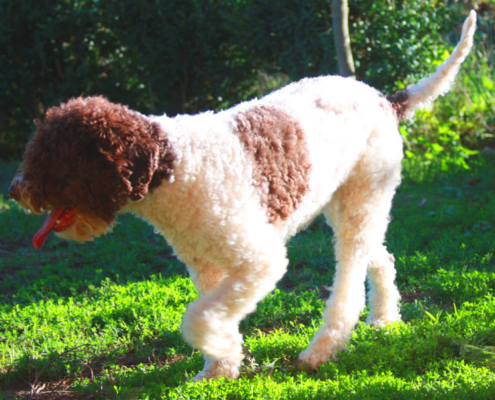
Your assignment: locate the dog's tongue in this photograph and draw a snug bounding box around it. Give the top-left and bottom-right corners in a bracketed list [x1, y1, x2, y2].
[32, 207, 69, 249]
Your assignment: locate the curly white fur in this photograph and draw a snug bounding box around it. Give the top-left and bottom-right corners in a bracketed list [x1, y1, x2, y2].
[121, 12, 474, 381]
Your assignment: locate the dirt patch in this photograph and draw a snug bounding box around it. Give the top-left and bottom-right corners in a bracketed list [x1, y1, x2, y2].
[400, 290, 428, 303]
[1, 347, 186, 399]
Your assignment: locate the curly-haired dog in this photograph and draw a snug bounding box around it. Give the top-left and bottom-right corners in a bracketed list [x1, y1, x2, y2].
[10, 12, 476, 381]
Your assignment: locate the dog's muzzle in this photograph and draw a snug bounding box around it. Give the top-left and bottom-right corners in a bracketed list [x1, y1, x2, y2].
[8, 173, 40, 213]
[8, 174, 23, 203]
[9, 173, 79, 249]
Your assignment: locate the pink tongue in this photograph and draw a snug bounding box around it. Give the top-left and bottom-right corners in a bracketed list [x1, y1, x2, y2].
[32, 207, 66, 249]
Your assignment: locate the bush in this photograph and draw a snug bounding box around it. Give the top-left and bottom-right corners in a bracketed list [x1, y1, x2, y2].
[102, 0, 260, 115]
[0, 0, 118, 156]
[350, 0, 450, 91]
[0, 0, 260, 156]
[0, 0, 484, 158]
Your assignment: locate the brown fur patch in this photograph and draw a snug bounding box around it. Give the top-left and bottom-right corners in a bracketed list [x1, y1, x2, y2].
[18, 96, 176, 223]
[378, 96, 397, 119]
[387, 90, 410, 121]
[235, 105, 311, 223]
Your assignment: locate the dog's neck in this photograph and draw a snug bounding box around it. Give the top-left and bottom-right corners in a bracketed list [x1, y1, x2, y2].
[147, 121, 177, 193]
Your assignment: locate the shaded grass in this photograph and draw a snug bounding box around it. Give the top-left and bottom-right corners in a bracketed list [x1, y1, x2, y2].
[0, 155, 494, 399]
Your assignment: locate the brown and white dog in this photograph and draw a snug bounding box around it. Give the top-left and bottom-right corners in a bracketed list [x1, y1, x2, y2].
[9, 12, 476, 381]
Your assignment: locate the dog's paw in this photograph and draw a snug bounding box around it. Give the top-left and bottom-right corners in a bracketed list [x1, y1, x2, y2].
[182, 302, 244, 360]
[366, 311, 401, 327]
[193, 357, 241, 382]
[296, 348, 333, 370]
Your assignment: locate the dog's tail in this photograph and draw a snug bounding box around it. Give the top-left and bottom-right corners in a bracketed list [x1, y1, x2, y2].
[388, 10, 476, 120]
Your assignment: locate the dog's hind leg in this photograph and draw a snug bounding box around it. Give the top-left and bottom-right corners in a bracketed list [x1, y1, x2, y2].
[366, 245, 401, 326]
[182, 228, 289, 381]
[298, 136, 402, 369]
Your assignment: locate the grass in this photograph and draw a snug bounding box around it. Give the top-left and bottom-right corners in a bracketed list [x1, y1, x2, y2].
[0, 154, 494, 399]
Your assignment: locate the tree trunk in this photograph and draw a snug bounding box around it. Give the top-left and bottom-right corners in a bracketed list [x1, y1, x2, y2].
[332, 0, 355, 78]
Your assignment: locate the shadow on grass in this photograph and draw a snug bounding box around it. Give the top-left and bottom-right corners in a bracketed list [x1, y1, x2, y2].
[0, 208, 187, 307]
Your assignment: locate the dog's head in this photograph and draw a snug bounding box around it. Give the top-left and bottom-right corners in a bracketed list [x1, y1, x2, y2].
[9, 96, 175, 248]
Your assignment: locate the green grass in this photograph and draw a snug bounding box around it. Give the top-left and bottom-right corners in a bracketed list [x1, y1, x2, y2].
[1, 155, 495, 399]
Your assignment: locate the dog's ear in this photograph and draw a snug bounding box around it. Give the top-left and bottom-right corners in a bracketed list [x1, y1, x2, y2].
[96, 120, 162, 202]
[127, 127, 161, 201]
[67, 97, 176, 205]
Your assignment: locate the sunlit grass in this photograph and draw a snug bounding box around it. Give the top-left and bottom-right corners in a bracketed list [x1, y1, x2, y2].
[1, 155, 494, 398]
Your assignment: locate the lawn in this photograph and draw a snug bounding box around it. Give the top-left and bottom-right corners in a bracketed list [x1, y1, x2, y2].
[1, 155, 495, 399]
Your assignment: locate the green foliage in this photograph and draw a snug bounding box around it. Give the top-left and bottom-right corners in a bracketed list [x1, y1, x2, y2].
[1, 0, 483, 159]
[0, 0, 261, 157]
[383, 2, 495, 174]
[0, 0, 120, 156]
[238, 0, 336, 81]
[350, 0, 449, 91]
[237, 0, 455, 88]
[102, 0, 261, 116]
[400, 47, 495, 180]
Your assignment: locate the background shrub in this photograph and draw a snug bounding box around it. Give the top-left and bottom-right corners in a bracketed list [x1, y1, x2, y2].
[0, 0, 491, 158]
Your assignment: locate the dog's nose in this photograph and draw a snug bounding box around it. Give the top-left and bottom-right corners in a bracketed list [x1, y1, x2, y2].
[9, 183, 19, 201]
[8, 175, 22, 201]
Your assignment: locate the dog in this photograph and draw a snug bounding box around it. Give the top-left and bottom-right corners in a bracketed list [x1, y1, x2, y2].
[9, 11, 476, 381]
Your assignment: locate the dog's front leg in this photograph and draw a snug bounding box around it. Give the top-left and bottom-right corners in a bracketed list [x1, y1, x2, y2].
[187, 261, 228, 296]
[186, 260, 233, 380]
[182, 239, 288, 381]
